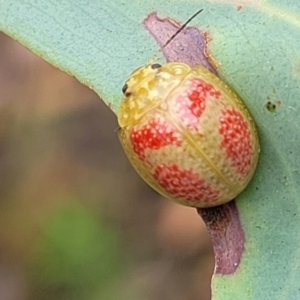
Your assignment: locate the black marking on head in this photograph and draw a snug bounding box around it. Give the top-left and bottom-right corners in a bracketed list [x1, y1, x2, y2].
[151, 63, 162, 69]
[122, 83, 128, 94]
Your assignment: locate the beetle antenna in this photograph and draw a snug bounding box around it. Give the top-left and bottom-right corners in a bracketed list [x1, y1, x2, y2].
[149, 9, 203, 63]
[161, 9, 203, 51]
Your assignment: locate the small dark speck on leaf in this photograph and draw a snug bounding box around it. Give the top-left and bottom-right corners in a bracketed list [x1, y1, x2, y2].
[266, 101, 276, 112]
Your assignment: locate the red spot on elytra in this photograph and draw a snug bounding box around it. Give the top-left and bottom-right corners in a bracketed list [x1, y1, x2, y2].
[175, 79, 221, 129]
[219, 108, 252, 177]
[153, 164, 220, 203]
[130, 118, 181, 160]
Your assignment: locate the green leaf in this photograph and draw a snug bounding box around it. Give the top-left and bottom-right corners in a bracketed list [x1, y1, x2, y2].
[1, 1, 300, 299]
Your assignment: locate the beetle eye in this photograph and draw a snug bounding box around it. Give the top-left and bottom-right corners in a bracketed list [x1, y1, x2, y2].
[151, 63, 161, 69]
[122, 83, 128, 94]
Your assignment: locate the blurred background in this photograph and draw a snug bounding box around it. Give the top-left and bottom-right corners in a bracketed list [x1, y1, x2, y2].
[0, 32, 214, 300]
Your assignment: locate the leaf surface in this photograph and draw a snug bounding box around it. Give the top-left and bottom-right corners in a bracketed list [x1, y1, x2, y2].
[1, 1, 300, 299]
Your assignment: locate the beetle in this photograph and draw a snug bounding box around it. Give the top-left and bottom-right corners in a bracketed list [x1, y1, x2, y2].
[117, 11, 260, 208]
